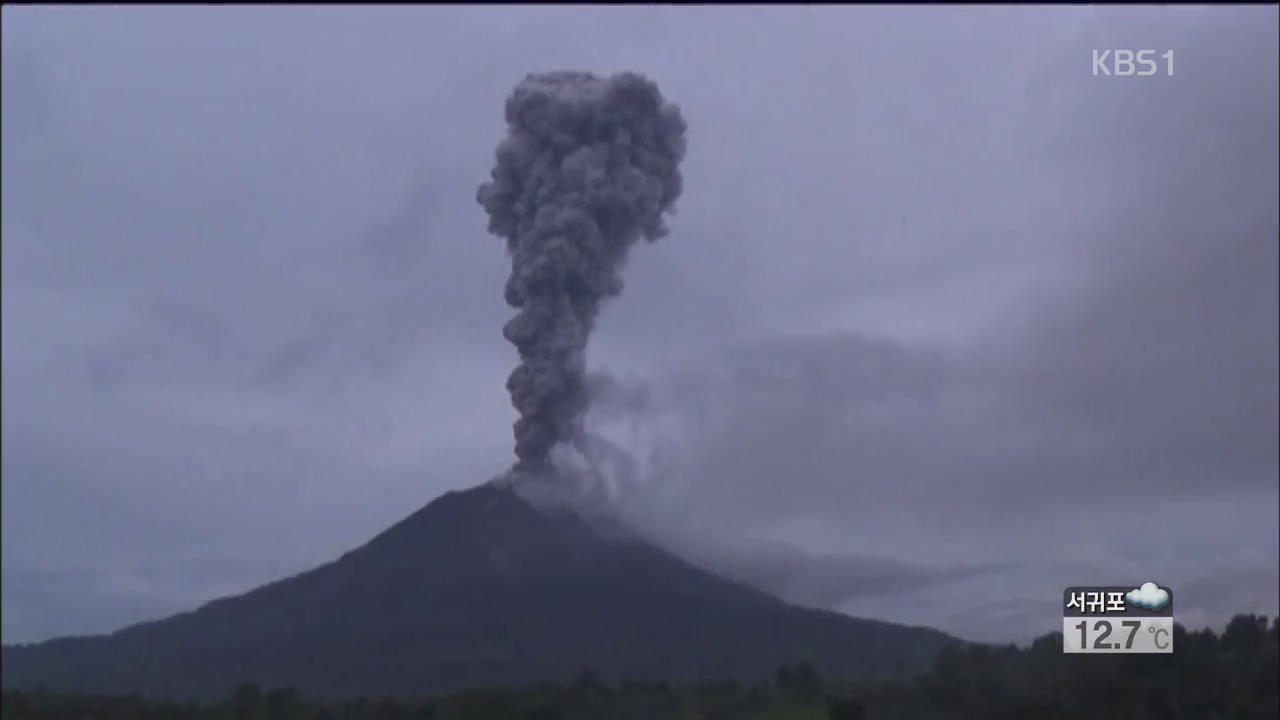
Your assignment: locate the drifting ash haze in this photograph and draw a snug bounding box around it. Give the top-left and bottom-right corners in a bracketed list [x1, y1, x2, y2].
[476, 71, 686, 483]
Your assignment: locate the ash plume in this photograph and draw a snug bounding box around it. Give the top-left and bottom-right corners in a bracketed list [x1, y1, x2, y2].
[477, 71, 687, 476]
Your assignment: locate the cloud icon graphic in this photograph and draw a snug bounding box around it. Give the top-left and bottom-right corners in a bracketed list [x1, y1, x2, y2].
[1125, 582, 1170, 610]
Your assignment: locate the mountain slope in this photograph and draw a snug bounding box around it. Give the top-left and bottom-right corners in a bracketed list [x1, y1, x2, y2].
[2, 483, 956, 700]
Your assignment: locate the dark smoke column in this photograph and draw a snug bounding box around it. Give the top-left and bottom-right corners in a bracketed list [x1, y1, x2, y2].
[477, 71, 686, 476]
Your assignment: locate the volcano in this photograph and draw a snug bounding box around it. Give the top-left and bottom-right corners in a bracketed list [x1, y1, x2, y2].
[1, 482, 955, 701]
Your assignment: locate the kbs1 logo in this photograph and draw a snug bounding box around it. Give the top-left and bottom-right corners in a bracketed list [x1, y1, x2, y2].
[1062, 582, 1174, 654]
[1092, 49, 1174, 77]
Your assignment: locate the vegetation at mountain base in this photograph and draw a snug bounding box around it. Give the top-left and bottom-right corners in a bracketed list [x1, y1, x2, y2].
[4, 613, 1275, 720]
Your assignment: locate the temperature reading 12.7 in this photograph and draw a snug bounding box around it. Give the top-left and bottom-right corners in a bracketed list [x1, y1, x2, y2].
[1075, 619, 1145, 650]
[1062, 583, 1174, 654]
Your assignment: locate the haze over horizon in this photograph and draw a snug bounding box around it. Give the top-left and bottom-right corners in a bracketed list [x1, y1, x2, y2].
[3, 6, 1277, 648]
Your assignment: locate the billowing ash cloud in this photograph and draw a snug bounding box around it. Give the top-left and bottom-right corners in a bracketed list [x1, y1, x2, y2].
[477, 71, 687, 475]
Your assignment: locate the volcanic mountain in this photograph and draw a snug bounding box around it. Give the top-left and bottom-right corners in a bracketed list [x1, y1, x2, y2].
[2, 482, 956, 700]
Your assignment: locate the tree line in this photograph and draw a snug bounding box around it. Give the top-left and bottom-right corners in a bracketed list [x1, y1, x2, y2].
[3, 613, 1276, 719]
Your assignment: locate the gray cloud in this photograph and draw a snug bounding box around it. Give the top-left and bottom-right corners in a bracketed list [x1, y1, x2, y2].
[477, 70, 687, 474]
[3, 6, 1276, 645]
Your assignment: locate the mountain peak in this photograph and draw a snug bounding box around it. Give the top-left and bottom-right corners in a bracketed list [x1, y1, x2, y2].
[3, 480, 956, 701]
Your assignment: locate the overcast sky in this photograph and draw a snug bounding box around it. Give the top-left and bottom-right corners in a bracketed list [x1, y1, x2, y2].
[3, 6, 1277, 647]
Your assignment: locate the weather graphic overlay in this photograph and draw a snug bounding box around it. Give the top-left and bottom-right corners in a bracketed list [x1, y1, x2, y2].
[1062, 583, 1174, 654]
